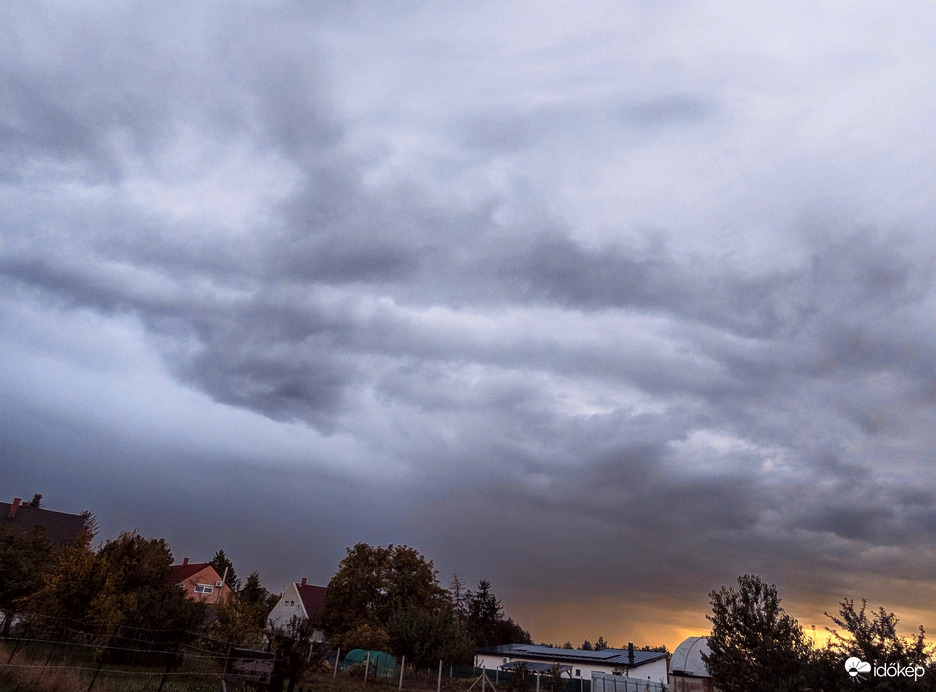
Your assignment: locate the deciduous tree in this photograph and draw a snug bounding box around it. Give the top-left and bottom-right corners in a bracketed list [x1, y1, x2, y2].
[269, 615, 325, 692]
[322, 543, 447, 642]
[386, 606, 474, 668]
[703, 574, 808, 692]
[212, 572, 275, 649]
[818, 598, 933, 690]
[30, 531, 205, 635]
[0, 526, 54, 635]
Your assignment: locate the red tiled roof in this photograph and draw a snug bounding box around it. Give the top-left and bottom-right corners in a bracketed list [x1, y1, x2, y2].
[298, 583, 327, 616]
[1, 501, 86, 545]
[169, 562, 218, 583]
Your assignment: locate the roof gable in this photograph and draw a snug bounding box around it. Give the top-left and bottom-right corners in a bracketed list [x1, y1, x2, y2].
[169, 562, 221, 584]
[1, 501, 86, 545]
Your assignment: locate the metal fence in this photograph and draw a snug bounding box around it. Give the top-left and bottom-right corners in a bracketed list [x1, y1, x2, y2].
[0, 615, 269, 691]
[591, 671, 666, 692]
[447, 665, 592, 692]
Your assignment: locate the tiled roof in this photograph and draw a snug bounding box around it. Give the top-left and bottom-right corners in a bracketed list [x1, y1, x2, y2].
[476, 644, 668, 668]
[169, 562, 218, 583]
[297, 583, 327, 616]
[0, 500, 86, 545]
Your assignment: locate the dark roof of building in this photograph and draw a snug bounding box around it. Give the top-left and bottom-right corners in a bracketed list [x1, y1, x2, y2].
[297, 583, 327, 616]
[169, 561, 219, 583]
[476, 644, 668, 668]
[0, 499, 86, 545]
[502, 662, 573, 674]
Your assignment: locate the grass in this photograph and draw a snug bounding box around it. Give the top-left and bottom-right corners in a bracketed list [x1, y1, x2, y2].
[295, 671, 496, 692]
[0, 639, 222, 692]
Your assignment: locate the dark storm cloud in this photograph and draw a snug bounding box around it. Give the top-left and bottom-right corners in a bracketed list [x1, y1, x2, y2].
[5, 0, 936, 647]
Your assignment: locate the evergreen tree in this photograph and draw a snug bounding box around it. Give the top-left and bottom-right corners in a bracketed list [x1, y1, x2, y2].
[449, 573, 469, 623]
[465, 579, 532, 647]
[210, 549, 238, 590]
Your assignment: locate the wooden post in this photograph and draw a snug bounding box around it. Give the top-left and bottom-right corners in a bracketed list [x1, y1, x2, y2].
[334, 647, 340, 678]
[399, 655, 405, 690]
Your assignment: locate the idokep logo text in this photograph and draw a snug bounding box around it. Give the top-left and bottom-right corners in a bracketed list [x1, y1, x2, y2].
[845, 656, 926, 682]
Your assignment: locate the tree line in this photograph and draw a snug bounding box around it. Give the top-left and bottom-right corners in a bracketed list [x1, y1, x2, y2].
[1, 520, 530, 674]
[319, 542, 532, 669]
[705, 574, 935, 692]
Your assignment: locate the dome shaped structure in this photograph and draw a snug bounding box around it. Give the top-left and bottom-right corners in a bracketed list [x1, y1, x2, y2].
[670, 637, 711, 677]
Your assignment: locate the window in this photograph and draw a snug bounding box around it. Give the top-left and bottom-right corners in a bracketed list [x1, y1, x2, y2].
[194, 584, 214, 594]
[575, 670, 581, 677]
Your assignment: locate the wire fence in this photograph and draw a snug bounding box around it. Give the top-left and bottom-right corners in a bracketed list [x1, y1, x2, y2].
[341, 661, 596, 692]
[2, 617, 653, 692]
[0, 615, 271, 692]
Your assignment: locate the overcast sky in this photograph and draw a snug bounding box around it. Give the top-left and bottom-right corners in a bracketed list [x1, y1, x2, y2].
[4, 1, 936, 650]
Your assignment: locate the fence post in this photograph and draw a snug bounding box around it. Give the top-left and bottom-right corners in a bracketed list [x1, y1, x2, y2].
[334, 646, 341, 678]
[437, 660, 442, 692]
[86, 626, 120, 692]
[156, 629, 183, 692]
[399, 655, 405, 690]
[37, 640, 59, 682]
[364, 651, 371, 685]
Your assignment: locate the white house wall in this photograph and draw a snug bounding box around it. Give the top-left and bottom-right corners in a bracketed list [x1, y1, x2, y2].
[267, 583, 326, 642]
[268, 583, 307, 626]
[474, 654, 667, 685]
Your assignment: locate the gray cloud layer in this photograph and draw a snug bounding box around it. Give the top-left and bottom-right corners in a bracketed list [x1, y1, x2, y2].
[4, 1, 936, 646]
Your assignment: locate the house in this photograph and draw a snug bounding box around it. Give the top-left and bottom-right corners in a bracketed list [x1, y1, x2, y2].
[669, 637, 719, 692]
[475, 643, 669, 685]
[1, 496, 86, 545]
[267, 578, 327, 641]
[168, 558, 233, 604]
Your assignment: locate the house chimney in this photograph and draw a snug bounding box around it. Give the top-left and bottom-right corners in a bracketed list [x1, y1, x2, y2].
[8, 498, 21, 518]
[300, 577, 307, 587]
[182, 557, 189, 566]
[628, 642, 634, 664]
